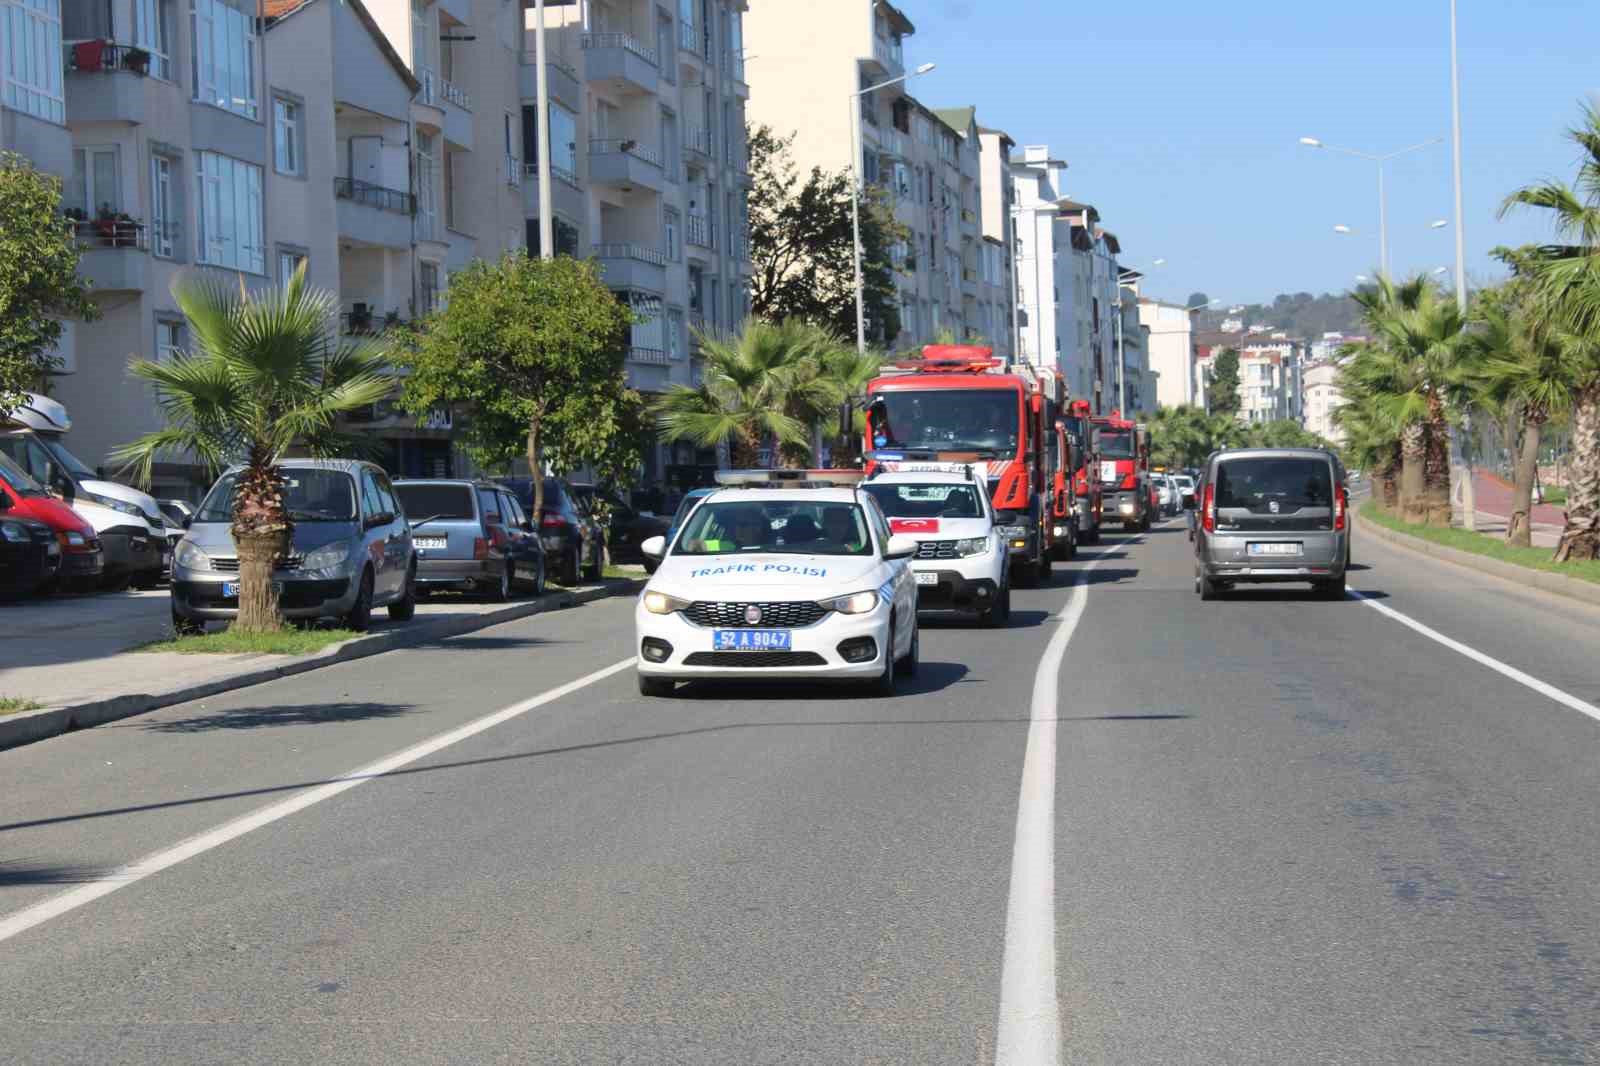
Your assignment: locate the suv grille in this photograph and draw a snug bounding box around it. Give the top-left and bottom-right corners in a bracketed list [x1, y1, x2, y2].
[683, 651, 828, 668]
[211, 555, 304, 573]
[915, 539, 959, 560]
[684, 601, 829, 628]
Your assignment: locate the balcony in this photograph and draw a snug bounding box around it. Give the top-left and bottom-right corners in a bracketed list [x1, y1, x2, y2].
[519, 48, 583, 110]
[684, 124, 713, 163]
[521, 160, 585, 221]
[589, 139, 665, 194]
[871, 34, 903, 75]
[962, 268, 979, 295]
[334, 178, 414, 249]
[70, 217, 148, 292]
[416, 67, 443, 115]
[340, 308, 406, 336]
[63, 42, 155, 124]
[960, 208, 979, 237]
[582, 32, 658, 95]
[686, 213, 715, 252]
[679, 20, 702, 57]
[628, 346, 670, 365]
[724, 51, 747, 92]
[880, 127, 907, 159]
[595, 243, 667, 292]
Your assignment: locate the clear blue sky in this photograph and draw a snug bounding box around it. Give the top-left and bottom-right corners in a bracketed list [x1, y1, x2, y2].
[908, 0, 1598, 308]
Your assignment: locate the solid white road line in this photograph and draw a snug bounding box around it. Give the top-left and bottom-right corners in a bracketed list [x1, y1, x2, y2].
[995, 533, 1144, 1065]
[0, 657, 637, 947]
[1351, 590, 1600, 724]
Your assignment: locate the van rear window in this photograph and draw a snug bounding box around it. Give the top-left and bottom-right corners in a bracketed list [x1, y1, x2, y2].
[1215, 458, 1332, 510]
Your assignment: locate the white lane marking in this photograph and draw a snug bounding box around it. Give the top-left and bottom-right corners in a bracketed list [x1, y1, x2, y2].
[0, 657, 637, 947]
[996, 533, 1143, 1065]
[1350, 591, 1600, 724]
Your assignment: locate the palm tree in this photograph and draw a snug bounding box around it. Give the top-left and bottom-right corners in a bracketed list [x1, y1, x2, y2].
[1499, 101, 1600, 560]
[1335, 388, 1401, 513]
[112, 265, 395, 632]
[653, 318, 828, 468]
[1146, 405, 1212, 468]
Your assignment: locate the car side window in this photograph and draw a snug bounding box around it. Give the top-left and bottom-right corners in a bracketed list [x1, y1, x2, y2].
[477, 487, 502, 526]
[502, 492, 526, 528]
[862, 497, 893, 555]
[374, 472, 400, 518]
[358, 470, 384, 519]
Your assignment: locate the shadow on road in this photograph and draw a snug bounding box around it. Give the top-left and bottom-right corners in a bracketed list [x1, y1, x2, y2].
[0, 859, 111, 886]
[0, 714, 1193, 837]
[1076, 567, 1140, 586]
[1213, 587, 1390, 603]
[407, 636, 562, 652]
[141, 701, 417, 734]
[920, 609, 1051, 629]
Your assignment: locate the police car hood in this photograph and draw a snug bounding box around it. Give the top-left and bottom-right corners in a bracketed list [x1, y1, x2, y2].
[885, 515, 991, 541]
[653, 551, 886, 600]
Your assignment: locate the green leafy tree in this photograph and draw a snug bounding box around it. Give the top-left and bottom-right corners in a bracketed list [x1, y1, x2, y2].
[1334, 383, 1402, 512]
[747, 125, 907, 343]
[1146, 405, 1214, 468]
[112, 264, 396, 633]
[1499, 101, 1600, 560]
[393, 254, 635, 520]
[820, 345, 883, 468]
[1208, 348, 1241, 417]
[0, 152, 96, 412]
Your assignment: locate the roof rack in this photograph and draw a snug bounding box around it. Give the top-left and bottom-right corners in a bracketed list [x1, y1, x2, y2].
[713, 469, 867, 489]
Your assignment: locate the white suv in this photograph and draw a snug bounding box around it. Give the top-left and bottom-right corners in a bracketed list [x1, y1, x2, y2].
[860, 470, 1009, 627]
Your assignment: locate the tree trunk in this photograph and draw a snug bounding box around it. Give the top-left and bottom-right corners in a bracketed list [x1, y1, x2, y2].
[1423, 395, 1452, 528]
[730, 427, 759, 469]
[229, 452, 288, 633]
[1507, 418, 1541, 548]
[526, 416, 544, 519]
[1554, 384, 1600, 562]
[1399, 421, 1426, 525]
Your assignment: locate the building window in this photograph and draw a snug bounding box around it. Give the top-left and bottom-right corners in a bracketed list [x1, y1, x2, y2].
[195, 150, 264, 273]
[419, 261, 440, 315]
[191, 0, 257, 119]
[1, 0, 63, 123]
[667, 308, 684, 360]
[155, 318, 184, 363]
[150, 155, 176, 258]
[67, 146, 120, 216]
[415, 132, 438, 240]
[133, 0, 173, 79]
[278, 248, 306, 284]
[664, 207, 680, 262]
[525, 216, 579, 257]
[272, 96, 301, 175]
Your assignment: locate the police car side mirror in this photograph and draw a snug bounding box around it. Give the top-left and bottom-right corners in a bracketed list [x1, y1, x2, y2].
[641, 535, 666, 559]
[885, 534, 918, 560]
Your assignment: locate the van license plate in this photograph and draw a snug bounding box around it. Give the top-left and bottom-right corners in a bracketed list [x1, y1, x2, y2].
[415, 536, 447, 550]
[713, 629, 791, 651]
[1248, 542, 1301, 556]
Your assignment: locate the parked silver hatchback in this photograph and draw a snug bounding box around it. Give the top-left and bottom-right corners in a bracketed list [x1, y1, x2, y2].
[1189, 448, 1350, 600]
[171, 459, 416, 632]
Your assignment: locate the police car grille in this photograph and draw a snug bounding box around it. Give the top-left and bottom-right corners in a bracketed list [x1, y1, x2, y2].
[683, 651, 828, 668]
[684, 601, 829, 627]
[915, 540, 959, 560]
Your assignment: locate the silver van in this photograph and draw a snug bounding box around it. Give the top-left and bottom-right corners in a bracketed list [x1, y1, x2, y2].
[1189, 448, 1349, 600]
[171, 459, 415, 632]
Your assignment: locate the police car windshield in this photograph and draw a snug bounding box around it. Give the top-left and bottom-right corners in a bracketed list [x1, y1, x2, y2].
[876, 389, 1018, 453]
[862, 483, 983, 519]
[675, 500, 873, 556]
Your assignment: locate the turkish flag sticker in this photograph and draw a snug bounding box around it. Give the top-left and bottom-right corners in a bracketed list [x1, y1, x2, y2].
[891, 518, 940, 534]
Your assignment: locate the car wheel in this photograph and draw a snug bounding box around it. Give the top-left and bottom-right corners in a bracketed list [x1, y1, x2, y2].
[868, 622, 897, 696]
[344, 568, 374, 632]
[561, 548, 580, 587]
[896, 620, 919, 677]
[101, 571, 133, 593]
[531, 557, 546, 597]
[1199, 571, 1219, 601]
[983, 580, 1012, 628]
[387, 564, 417, 621]
[638, 672, 674, 697]
[583, 545, 604, 582]
[170, 603, 204, 637]
[488, 563, 511, 603]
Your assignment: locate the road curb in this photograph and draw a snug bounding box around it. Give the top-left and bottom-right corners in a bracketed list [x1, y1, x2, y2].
[0, 579, 644, 754]
[1354, 514, 1600, 610]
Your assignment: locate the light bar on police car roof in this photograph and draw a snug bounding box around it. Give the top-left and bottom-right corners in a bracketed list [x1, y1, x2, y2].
[713, 469, 866, 487]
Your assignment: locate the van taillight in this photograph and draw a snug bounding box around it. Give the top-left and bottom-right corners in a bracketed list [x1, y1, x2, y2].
[1334, 486, 1347, 531]
[473, 537, 489, 559]
[1202, 483, 1216, 534]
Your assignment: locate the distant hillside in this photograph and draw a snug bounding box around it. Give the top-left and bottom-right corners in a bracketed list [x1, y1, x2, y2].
[1186, 291, 1365, 340]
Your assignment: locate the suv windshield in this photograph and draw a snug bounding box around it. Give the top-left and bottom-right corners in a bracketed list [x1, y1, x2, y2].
[1095, 427, 1135, 459]
[0, 451, 48, 497]
[862, 482, 984, 519]
[675, 500, 873, 557]
[1215, 457, 1332, 510]
[874, 389, 1019, 454]
[197, 469, 358, 523]
[394, 483, 475, 521]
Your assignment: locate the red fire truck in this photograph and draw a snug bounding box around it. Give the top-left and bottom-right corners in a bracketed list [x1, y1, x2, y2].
[1090, 410, 1152, 532]
[863, 346, 1078, 584]
[1061, 399, 1103, 545]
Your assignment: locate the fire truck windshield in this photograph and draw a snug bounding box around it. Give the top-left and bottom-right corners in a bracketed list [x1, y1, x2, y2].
[874, 389, 1019, 454]
[1095, 427, 1135, 459]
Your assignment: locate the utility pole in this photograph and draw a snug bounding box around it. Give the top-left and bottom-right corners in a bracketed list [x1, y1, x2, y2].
[533, 0, 553, 259]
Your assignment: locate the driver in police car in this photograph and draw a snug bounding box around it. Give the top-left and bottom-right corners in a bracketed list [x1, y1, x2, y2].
[730, 508, 769, 550]
[820, 507, 864, 553]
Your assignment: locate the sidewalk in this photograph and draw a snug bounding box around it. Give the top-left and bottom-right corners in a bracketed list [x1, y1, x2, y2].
[1470, 469, 1565, 548]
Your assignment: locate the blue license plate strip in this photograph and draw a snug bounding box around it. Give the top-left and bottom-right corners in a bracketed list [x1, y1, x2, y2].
[713, 629, 792, 651]
[223, 582, 239, 597]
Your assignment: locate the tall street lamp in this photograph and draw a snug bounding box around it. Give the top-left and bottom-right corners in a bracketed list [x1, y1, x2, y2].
[850, 62, 935, 355]
[1299, 135, 1443, 279]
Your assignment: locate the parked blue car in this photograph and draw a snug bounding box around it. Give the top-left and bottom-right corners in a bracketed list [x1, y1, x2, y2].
[644, 487, 716, 575]
[393, 479, 546, 601]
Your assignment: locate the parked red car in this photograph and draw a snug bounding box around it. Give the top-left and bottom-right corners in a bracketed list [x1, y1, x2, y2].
[0, 450, 104, 589]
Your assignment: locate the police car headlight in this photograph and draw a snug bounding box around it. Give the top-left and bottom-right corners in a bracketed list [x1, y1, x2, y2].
[819, 590, 879, 615]
[643, 590, 692, 614]
[953, 537, 988, 557]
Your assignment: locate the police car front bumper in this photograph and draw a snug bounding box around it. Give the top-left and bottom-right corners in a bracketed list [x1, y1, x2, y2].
[635, 597, 892, 681]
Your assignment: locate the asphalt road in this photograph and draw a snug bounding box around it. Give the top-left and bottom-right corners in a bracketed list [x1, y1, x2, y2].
[2, 513, 1598, 1064]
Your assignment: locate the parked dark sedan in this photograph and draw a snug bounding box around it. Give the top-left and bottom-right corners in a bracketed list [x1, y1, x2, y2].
[394, 479, 546, 600]
[569, 483, 669, 566]
[0, 514, 61, 600]
[496, 477, 603, 585]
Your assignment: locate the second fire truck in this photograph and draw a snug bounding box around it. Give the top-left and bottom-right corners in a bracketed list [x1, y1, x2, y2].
[1090, 409, 1153, 532]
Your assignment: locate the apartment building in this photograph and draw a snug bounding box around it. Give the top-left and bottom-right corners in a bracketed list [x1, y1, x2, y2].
[1009, 144, 1064, 373]
[1301, 358, 1344, 443]
[1195, 331, 1307, 424]
[1138, 297, 1202, 409]
[976, 124, 1015, 363]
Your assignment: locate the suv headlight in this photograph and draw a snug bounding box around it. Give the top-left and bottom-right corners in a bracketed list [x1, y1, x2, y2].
[953, 537, 988, 557]
[0, 521, 29, 544]
[819, 590, 879, 615]
[82, 491, 144, 518]
[301, 540, 351, 571]
[174, 539, 210, 570]
[643, 590, 692, 614]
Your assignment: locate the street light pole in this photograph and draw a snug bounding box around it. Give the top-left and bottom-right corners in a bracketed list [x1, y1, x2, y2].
[533, 0, 552, 260]
[1299, 136, 1442, 278]
[1448, 0, 1467, 310]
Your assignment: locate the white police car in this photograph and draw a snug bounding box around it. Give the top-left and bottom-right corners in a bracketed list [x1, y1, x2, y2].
[860, 468, 1010, 626]
[635, 470, 921, 697]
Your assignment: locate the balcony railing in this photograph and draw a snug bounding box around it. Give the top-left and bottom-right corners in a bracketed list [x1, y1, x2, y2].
[872, 35, 902, 69]
[523, 160, 579, 187]
[64, 40, 158, 76]
[595, 243, 667, 267]
[590, 138, 663, 168]
[340, 309, 405, 335]
[725, 51, 745, 81]
[686, 213, 714, 249]
[505, 155, 521, 186]
[678, 20, 699, 54]
[582, 32, 657, 65]
[418, 67, 437, 106]
[440, 76, 471, 110]
[628, 346, 670, 365]
[684, 125, 713, 159]
[68, 215, 147, 249]
[149, 219, 179, 258]
[334, 177, 414, 215]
